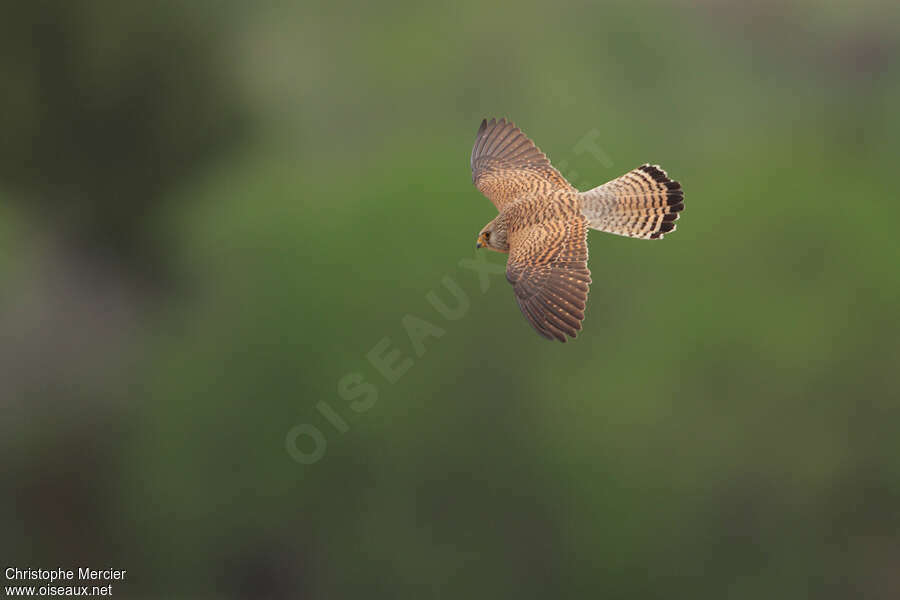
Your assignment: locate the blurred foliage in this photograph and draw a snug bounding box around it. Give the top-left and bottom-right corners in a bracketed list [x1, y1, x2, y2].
[0, 0, 247, 271]
[2, 0, 900, 598]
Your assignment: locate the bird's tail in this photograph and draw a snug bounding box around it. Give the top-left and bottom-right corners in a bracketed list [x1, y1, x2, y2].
[578, 164, 684, 239]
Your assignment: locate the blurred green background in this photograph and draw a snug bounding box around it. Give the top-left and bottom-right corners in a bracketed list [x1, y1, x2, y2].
[2, 0, 899, 598]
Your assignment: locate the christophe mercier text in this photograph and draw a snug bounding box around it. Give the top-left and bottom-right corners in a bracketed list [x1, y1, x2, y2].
[5, 568, 127, 582]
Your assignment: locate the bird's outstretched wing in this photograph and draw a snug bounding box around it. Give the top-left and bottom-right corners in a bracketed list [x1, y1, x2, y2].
[470, 118, 573, 212]
[506, 214, 591, 342]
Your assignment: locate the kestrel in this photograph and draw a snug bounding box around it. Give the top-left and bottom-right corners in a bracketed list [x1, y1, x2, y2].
[471, 118, 684, 342]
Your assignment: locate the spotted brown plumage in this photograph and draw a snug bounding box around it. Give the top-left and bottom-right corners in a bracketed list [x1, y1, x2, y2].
[471, 118, 574, 211]
[471, 118, 684, 342]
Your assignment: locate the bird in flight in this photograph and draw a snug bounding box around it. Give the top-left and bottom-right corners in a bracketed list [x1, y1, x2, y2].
[471, 118, 684, 342]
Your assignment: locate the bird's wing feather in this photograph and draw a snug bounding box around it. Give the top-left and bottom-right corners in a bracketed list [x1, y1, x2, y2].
[506, 214, 591, 342]
[471, 118, 573, 212]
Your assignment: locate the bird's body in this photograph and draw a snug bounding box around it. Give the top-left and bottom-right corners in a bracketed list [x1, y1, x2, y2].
[471, 118, 684, 342]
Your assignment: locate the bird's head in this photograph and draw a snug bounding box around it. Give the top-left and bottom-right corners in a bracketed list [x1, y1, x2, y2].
[476, 218, 509, 253]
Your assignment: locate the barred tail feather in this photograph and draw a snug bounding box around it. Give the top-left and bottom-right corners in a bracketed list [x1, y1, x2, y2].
[578, 164, 684, 240]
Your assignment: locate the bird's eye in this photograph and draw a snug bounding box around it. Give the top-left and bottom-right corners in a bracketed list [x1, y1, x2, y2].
[484, 231, 491, 240]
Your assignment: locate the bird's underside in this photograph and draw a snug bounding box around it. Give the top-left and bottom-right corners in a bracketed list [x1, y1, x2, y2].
[470, 117, 685, 342]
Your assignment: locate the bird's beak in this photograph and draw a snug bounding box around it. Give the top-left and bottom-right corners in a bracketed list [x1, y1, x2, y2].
[476, 238, 483, 249]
